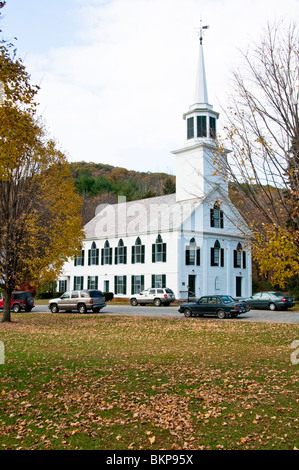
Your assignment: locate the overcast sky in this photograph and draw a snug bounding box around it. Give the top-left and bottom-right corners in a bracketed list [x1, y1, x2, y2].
[1, 0, 298, 174]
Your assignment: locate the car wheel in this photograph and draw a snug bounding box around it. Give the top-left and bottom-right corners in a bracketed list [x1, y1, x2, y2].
[12, 304, 21, 313]
[217, 309, 226, 319]
[184, 308, 192, 317]
[50, 303, 59, 313]
[154, 298, 161, 307]
[78, 303, 87, 314]
[269, 303, 276, 311]
[130, 298, 138, 306]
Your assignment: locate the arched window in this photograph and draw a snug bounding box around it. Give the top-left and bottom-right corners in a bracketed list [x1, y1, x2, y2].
[211, 240, 224, 267]
[210, 203, 224, 228]
[115, 239, 127, 265]
[132, 237, 145, 264]
[234, 242, 246, 269]
[185, 238, 200, 266]
[101, 240, 112, 265]
[88, 241, 99, 265]
[152, 234, 166, 263]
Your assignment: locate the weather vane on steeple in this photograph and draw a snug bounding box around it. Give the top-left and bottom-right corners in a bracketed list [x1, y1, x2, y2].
[196, 19, 209, 45]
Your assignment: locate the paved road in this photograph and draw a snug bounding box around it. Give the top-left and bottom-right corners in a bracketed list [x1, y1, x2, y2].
[34, 304, 299, 324]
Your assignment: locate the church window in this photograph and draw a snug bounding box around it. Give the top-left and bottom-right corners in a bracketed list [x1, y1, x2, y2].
[197, 116, 207, 137]
[87, 276, 98, 289]
[131, 275, 145, 294]
[74, 276, 84, 290]
[152, 234, 166, 263]
[210, 203, 224, 228]
[185, 237, 200, 266]
[234, 242, 246, 269]
[151, 274, 166, 288]
[132, 237, 145, 264]
[101, 240, 112, 265]
[59, 280, 67, 292]
[88, 242, 99, 266]
[210, 117, 216, 138]
[187, 117, 194, 139]
[74, 249, 85, 266]
[211, 240, 224, 267]
[114, 276, 127, 295]
[115, 239, 127, 265]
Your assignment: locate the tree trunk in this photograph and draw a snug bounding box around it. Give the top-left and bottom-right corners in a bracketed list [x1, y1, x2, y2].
[1, 289, 12, 323]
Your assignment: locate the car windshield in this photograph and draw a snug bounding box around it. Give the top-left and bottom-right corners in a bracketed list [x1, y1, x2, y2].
[219, 296, 234, 303]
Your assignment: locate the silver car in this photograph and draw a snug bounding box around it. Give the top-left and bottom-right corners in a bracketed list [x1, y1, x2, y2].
[130, 288, 175, 307]
[49, 290, 106, 314]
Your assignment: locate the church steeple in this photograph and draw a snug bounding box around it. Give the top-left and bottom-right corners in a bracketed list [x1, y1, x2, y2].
[173, 24, 229, 203]
[183, 23, 219, 145]
[193, 23, 209, 107]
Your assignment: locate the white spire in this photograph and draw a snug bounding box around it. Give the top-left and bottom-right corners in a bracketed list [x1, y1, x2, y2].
[194, 38, 209, 105]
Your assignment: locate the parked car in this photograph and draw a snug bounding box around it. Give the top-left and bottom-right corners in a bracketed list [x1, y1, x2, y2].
[242, 292, 295, 311]
[48, 289, 106, 313]
[178, 295, 250, 319]
[130, 288, 175, 306]
[0, 291, 35, 313]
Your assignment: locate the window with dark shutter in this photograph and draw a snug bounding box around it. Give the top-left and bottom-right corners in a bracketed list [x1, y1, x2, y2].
[187, 117, 194, 139]
[210, 117, 216, 138]
[197, 116, 207, 137]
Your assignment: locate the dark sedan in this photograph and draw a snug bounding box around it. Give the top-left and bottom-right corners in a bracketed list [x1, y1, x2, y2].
[178, 295, 250, 319]
[243, 292, 295, 311]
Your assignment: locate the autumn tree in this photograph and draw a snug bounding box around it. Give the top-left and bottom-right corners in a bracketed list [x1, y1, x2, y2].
[220, 20, 299, 288]
[0, 39, 83, 322]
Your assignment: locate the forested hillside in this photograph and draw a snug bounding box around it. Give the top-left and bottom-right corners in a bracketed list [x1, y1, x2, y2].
[70, 161, 176, 225]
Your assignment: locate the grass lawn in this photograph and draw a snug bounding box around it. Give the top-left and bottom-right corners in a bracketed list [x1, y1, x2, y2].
[0, 313, 298, 450]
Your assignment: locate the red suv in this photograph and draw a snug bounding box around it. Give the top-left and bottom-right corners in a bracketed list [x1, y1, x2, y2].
[0, 291, 35, 313]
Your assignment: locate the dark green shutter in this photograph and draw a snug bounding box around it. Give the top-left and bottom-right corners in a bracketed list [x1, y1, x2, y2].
[243, 251, 246, 269]
[211, 248, 215, 266]
[96, 249, 99, 265]
[141, 245, 145, 263]
[152, 244, 155, 263]
[88, 250, 91, 266]
[196, 248, 200, 266]
[131, 245, 135, 264]
[162, 275, 166, 288]
[186, 248, 190, 265]
[123, 276, 127, 295]
[131, 276, 135, 295]
[82, 250, 85, 266]
[141, 275, 144, 291]
[109, 248, 112, 265]
[162, 243, 167, 262]
[151, 275, 155, 288]
[221, 249, 224, 267]
[101, 249, 104, 265]
[220, 211, 224, 228]
[114, 276, 117, 294]
[115, 247, 118, 265]
[124, 246, 127, 264]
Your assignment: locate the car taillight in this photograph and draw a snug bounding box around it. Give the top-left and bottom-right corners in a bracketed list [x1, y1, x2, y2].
[90, 299, 93, 304]
[164, 294, 167, 298]
[234, 306, 239, 310]
[281, 297, 286, 302]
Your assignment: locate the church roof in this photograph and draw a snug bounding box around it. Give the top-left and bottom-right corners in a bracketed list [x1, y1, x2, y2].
[84, 193, 201, 240]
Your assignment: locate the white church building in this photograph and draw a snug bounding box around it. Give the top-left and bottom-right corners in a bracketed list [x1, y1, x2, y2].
[58, 30, 252, 300]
